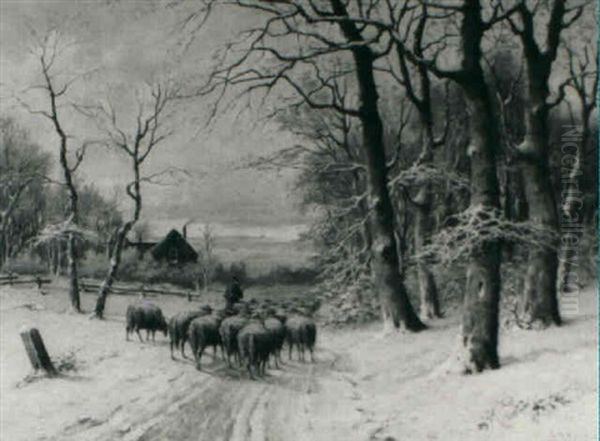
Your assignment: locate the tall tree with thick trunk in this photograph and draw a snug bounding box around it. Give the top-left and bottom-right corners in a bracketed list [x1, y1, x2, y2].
[390, 4, 448, 319]
[442, 0, 504, 371]
[384, 0, 509, 370]
[327, 0, 424, 331]
[192, 0, 425, 330]
[506, 0, 586, 327]
[80, 83, 178, 319]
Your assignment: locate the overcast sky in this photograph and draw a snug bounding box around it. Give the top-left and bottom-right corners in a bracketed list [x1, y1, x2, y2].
[0, 0, 310, 239]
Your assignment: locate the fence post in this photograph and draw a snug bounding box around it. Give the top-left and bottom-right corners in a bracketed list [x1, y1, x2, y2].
[20, 327, 57, 376]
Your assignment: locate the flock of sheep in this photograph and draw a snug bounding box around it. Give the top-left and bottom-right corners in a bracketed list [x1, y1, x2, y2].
[124, 297, 319, 378]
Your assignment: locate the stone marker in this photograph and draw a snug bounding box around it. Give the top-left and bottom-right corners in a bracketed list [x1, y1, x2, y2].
[20, 327, 57, 375]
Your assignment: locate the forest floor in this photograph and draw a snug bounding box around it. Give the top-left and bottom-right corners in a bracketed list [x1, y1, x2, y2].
[0, 279, 596, 441]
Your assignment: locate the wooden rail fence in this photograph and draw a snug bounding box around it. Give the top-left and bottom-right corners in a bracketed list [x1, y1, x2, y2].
[0, 274, 51, 287]
[1, 274, 199, 300]
[80, 280, 199, 299]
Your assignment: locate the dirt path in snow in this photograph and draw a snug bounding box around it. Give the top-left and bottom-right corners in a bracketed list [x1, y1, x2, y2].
[2, 284, 380, 441]
[113, 342, 368, 441]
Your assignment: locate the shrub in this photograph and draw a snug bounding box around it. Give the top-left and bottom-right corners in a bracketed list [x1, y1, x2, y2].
[4, 254, 47, 276]
[79, 251, 111, 280]
[250, 265, 319, 286]
[213, 260, 248, 285]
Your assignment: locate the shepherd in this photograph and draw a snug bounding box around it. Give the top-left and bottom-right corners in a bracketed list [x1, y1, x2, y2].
[224, 276, 243, 309]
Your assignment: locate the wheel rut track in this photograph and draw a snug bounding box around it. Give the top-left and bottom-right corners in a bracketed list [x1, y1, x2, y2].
[133, 346, 349, 441]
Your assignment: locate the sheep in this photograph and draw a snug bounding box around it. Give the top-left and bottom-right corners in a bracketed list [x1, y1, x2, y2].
[273, 308, 288, 324]
[168, 305, 213, 360]
[219, 315, 249, 367]
[237, 319, 272, 379]
[285, 314, 317, 362]
[264, 313, 286, 368]
[187, 311, 225, 370]
[125, 302, 168, 342]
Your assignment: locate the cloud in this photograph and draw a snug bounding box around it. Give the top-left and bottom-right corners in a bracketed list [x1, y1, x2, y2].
[1, 1, 310, 230]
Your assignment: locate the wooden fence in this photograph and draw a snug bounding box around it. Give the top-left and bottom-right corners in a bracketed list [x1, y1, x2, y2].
[0, 274, 51, 287]
[80, 280, 199, 299]
[0, 274, 199, 300]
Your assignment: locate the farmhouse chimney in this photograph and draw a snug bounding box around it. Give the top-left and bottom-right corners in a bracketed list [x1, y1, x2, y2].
[182, 224, 187, 240]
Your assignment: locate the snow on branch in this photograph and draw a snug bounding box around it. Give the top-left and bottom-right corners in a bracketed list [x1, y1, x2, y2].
[388, 162, 468, 191]
[415, 204, 559, 265]
[33, 216, 98, 247]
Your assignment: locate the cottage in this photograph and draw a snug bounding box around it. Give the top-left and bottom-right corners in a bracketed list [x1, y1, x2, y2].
[150, 229, 198, 264]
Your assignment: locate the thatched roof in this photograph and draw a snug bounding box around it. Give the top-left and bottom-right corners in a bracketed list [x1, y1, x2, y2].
[151, 229, 198, 264]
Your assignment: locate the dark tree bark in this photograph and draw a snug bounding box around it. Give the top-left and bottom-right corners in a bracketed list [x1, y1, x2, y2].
[454, 1, 503, 372]
[330, 0, 425, 331]
[413, 180, 442, 319]
[507, 0, 585, 327]
[402, 0, 504, 370]
[393, 7, 444, 319]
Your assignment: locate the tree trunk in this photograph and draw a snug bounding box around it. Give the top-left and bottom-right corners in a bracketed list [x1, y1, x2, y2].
[511, 0, 569, 328]
[53, 241, 61, 278]
[412, 124, 442, 320]
[353, 171, 372, 266]
[414, 184, 442, 319]
[459, 91, 502, 372]
[94, 156, 142, 319]
[67, 233, 80, 312]
[40, 47, 83, 311]
[0, 219, 8, 270]
[60, 135, 81, 312]
[500, 163, 528, 260]
[394, 9, 442, 320]
[203, 272, 209, 293]
[94, 224, 132, 318]
[519, 157, 561, 326]
[0, 233, 6, 270]
[449, 0, 502, 372]
[517, 79, 561, 327]
[330, 0, 424, 331]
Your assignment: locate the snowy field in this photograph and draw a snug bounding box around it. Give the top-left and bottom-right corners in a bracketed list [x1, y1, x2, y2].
[0, 281, 596, 441]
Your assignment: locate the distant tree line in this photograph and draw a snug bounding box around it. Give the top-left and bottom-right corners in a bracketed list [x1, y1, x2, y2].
[1, 116, 124, 274]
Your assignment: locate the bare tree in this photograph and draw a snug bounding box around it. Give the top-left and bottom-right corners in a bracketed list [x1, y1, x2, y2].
[384, 2, 451, 319]
[379, 0, 513, 370]
[505, 0, 588, 327]
[189, 0, 425, 331]
[198, 224, 217, 292]
[265, 74, 373, 288]
[20, 31, 94, 312]
[78, 82, 179, 319]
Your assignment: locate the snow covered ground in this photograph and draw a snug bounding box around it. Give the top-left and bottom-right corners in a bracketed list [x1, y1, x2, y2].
[1, 280, 596, 440]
